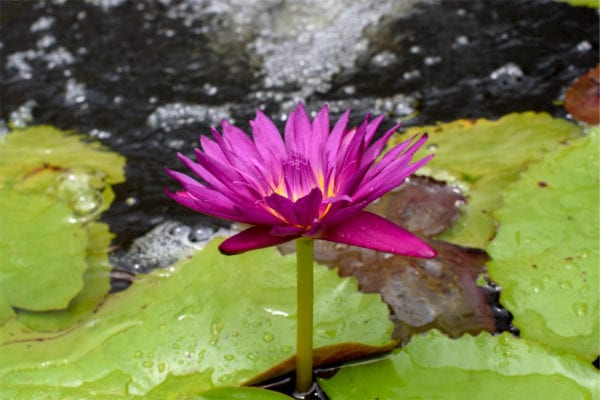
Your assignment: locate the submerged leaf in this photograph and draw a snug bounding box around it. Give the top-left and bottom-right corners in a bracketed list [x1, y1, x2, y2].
[487, 128, 599, 360]
[0, 240, 394, 397]
[396, 113, 584, 248]
[319, 330, 599, 400]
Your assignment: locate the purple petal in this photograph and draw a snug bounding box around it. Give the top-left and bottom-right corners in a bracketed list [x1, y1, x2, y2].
[251, 109, 287, 159]
[325, 108, 350, 166]
[264, 192, 299, 225]
[284, 102, 313, 154]
[164, 188, 240, 222]
[364, 114, 385, 144]
[320, 211, 436, 258]
[219, 226, 299, 255]
[361, 123, 401, 168]
[293, 187, 323, 226]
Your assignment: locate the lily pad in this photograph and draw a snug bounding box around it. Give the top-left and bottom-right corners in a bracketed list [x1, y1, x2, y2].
[319, 330, 599, 400]
[0, 125, 125, 189]
[564, 64, 600, 125]
[397, 113, 584, 248]
[0, 240, 394, 397]
[0, 189, 89, 312]
[487, 128, 599, 360]
[15, 222, 114, 331]
[0, 125, 125, 325]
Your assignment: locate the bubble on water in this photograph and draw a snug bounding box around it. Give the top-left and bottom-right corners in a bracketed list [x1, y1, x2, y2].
[576, 40, 591, 52]
[30, 16, 56, 32]
[403, 69, 421, 80]
[490, 62, 524, 80]
[371, 50, 398, 67]
[36, 34, 56, 49]
[89, 128, 112, 139]
[424, 56, 442, 66]
[9, 100, 36, 128]
[64, 78, 87, 105]
[110, 220, 231, 273]
[88, 0, 128, 11]
[453, 35, 469, 47]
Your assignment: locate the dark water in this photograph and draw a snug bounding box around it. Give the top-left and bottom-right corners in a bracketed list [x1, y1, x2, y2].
[1, 0, 598, 249]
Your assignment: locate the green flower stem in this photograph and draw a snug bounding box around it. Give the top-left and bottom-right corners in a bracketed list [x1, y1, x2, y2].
[295, 237, 314, 394]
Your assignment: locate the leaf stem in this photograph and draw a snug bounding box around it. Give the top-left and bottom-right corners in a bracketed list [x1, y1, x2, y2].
[295, 237, 314, 394]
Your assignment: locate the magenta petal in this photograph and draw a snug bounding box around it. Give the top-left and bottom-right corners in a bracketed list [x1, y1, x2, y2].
[219, 226, 299, 255]
[320, 211, 436, 258]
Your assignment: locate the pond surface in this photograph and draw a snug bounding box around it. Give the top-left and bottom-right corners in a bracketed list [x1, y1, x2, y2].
[1, 0, 597, 249]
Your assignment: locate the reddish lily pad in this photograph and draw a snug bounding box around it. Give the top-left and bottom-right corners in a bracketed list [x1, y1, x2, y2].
[366, 175, 465, 238]
[487, 128, 599, 360]
[564, 64, 600, 125]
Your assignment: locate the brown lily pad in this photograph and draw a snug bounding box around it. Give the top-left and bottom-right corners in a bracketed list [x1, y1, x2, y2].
[564, 64, 600, 125]
[311, 240, 494, 343]
[366, 175, 465, 238]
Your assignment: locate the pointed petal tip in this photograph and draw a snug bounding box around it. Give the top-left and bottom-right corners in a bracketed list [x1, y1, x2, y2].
[320, 211, 437, 258]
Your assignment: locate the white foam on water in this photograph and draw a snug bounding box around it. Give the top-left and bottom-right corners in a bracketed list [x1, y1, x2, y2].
[147, 103, 232, 131]
[111, 220, 232, 273]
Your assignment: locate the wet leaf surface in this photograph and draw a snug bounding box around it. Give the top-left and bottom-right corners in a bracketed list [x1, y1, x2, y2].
[293, 240, 494, 344]
[319, 330, 599, 400]
[366, 175, 465, 238]
[0, 126, 125, 325]
[395, 113, 584, 248]
[564, 64, 600, 125]
[0, 189, 88, 314]
[0, 240, 394, 397]
[487, 127, 599, 360]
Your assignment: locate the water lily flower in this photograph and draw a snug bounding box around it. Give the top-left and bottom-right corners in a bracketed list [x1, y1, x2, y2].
[165, 103, 436, 258]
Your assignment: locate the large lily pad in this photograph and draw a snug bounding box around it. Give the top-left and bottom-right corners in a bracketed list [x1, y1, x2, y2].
[397, 113, 583, 248]
[319, 330, 599, 400]
[0, 240, 394, 397]
[487, 128, 599, 360]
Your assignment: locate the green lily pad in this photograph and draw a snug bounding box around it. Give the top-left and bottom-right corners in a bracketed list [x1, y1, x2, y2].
[487, 128, 599, 360]
[0, 240, 394, 397]
[319, 330, 599, 400]
[15, 222, 114, 331]
[0, 126, 125, 325]
[150, 385, 292, 400]
[398, 113, 583, 248]
[555, 0, 599, 8]
[0, 189, 89, 312]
